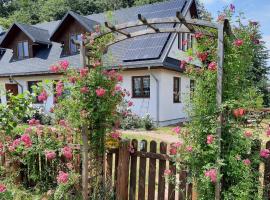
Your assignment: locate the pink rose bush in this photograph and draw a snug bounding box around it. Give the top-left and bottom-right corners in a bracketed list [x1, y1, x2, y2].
[57, 171, 69, 184]
[62, 146, 73, 160]
[205, 169, 217, 183]
[0, 184, 6, 193]
[45, 150, 56, 161]
[260, 149, 270, 158]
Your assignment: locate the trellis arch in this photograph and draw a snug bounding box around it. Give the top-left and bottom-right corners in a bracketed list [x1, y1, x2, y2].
[77, 12, 233, 200]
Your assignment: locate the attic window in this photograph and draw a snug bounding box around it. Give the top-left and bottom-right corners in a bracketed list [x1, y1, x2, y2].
[17, 41, 29, 59]
[178, 33, 193, 52]
[70, 33, 82, 54]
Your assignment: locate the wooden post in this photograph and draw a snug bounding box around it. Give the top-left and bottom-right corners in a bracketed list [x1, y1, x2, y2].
[215, 23, 225, 200]
[80, 40, 89, 200]
[116, 140, 130, 200]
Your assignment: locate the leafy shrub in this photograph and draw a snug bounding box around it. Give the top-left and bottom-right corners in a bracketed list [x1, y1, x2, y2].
[120, 113, 142, 130]
[141, 114, 155, 130]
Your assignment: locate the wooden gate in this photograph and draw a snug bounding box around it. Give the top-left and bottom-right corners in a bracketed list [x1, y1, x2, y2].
[106, 139, 192, 200]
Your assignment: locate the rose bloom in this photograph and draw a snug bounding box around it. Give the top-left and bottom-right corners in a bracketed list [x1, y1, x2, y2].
[266, 129, 270, 137]
[243, 159, 251, 166]
[111, 131, 121, 139]
[57, 171, 69, 184]
[195, 32, 203, 39]
[38, 90, 48, 102]
[172, 141, 183, 148]
[233, 108, 245, 118]
[80, 67, 89, 77]
[96, 88, 106, 97]
[68, 76, 77, 84]
[62, 146, 73, 160]
[164, 169, 171, 176]
[207, 135, 214, 144]
[21, 133, 32, 148]
[0, 184, 7, 193]
[28, 118, 39, 126]
[56, 81, 64, 97]
[180, 60, 187, 69]
[233, 39, 244, 47]
[186, 146, 193, 152]
[49, 65, 59, 73]
[260, 149, 270, 158]
[45, 150, 56, 160]
[80, 86, 89, 94]
[114, 85, 122, 92]
[128, 101, 133, 107]
[59, 60, 69, 71]
[117, 75, 123, 82]
[208, 62, 217, 71]
[197, 52, 208, 62]
[172, 126, 181, 134]
[169, 147, 177, 155]
[205, 169, 217, 183]
[244, 131, 253, 138]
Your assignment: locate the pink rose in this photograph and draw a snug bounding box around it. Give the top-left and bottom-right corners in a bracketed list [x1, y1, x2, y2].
[68, 76, 77, 84]
[50, 65, 59, 73]
[186, 146, 193, 152]
[244, 131, 253, 138]
[180, 60, 187, 69]
[207, 135, 214, 144]
[172, 126, 181, 134]
[229, 4, 235, 12]
[96, 88, 106, 97]
[208, 62, 217, 71]
[128, 101, 133, 107]
[38, 90, 48, 102]
[59, 60, 69, 71]
[62, 146, 73, 160]
[0, 184, 6, 193]
[80, 87, 89, 94]
[172, 141, 183, 148]
[111, 131, 121, 139]
[205, 169, 217, 183]
[233, 39, 244, 47]
[195, 32, 203, 39]
[115, 85, 122, 92]
[57, 171, 69, 184]
[28, 118, 39, 126]
[243, 159, 251, 166]
[169, 147, 177, 155]
[56, 81, 64, 97]
[21, 133, 32, 148]
[45, 150, 56, 160]
[80, 68, 89, 77]
[117, 75, 123, 82]
[164, 169, 171, 176]
[260, 149, 270, 158]
[266, 129, 270, 137]
[59, 119, 67, 127]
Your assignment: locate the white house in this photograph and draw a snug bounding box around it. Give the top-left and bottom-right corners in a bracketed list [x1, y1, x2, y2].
[0, 0, 199, 126]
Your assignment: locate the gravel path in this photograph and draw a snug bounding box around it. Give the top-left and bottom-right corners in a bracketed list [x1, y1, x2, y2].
[121, 130, 179, 143]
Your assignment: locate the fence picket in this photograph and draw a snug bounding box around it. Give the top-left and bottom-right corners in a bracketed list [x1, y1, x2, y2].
[168, 160, 176, 200]
[148, 141, 157, 200]
[129, 139, 138, 200]
[138, 140, 148, 200]
[158, 142, 167, 200]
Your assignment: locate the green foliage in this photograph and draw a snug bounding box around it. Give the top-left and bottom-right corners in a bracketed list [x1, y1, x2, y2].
[141, 114, 155, 130]
[0, 92, 33, 135]
[177, 7, 265, 200]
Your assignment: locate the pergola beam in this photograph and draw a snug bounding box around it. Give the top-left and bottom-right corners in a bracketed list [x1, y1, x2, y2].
[138, 14, 160, 32]
[176, 11, 195, 32]
[104, 22, 131, 38]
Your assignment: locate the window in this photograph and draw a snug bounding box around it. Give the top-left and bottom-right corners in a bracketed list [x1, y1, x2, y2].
[178, 33, 193, 51]
[190, 79, 195, 99]
[17, 41, 29, 59]
[28, 81, 42, 103]
[70, 33, 82, 54]
[132, 76, 150, 98]
[173, 77, 181, 103]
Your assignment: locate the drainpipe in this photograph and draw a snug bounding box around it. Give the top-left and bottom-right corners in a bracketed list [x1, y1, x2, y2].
[9, 75, 23, 93]
[148, 66, 160, 126]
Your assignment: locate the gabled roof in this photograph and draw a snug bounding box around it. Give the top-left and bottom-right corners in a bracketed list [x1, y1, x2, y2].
[50, 11, 99, 40]
[0, 23, 51, 47]
[0, 0, 198, 77]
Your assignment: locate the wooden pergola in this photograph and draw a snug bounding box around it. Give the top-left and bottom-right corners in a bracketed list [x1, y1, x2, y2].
[78, 11, 233, 200]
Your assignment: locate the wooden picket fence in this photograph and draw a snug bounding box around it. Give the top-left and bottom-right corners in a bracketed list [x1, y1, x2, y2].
[106, 139, 192, 200]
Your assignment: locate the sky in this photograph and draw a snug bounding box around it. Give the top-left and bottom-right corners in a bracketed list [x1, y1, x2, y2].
[200, 0, 270, 66]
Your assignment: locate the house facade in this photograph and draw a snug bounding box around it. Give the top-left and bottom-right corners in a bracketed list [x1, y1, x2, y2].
[0, 0, 199, 126]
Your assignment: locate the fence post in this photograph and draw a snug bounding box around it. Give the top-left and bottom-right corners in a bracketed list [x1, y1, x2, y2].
[264, 141, 270, 199]
[116, 139, 130, 200]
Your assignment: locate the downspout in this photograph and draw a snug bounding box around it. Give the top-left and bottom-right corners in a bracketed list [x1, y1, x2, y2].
[148, 66, 159, 126]
[9, 75, 23, 93]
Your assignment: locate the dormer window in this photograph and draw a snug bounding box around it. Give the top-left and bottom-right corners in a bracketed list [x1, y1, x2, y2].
[70, 33, 81, 54]
[17, 41, 29, 59]
[179, 33, 194, 52]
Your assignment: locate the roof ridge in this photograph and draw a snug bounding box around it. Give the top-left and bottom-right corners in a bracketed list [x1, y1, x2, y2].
[16, 22, 50, 32]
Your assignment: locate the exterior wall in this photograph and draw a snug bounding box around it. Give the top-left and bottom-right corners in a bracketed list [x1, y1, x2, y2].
[158, 69, 190, 126]
[0, 75, 61, 112]
[120, 69, 159, 122]
[121, 68, 191, 126]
